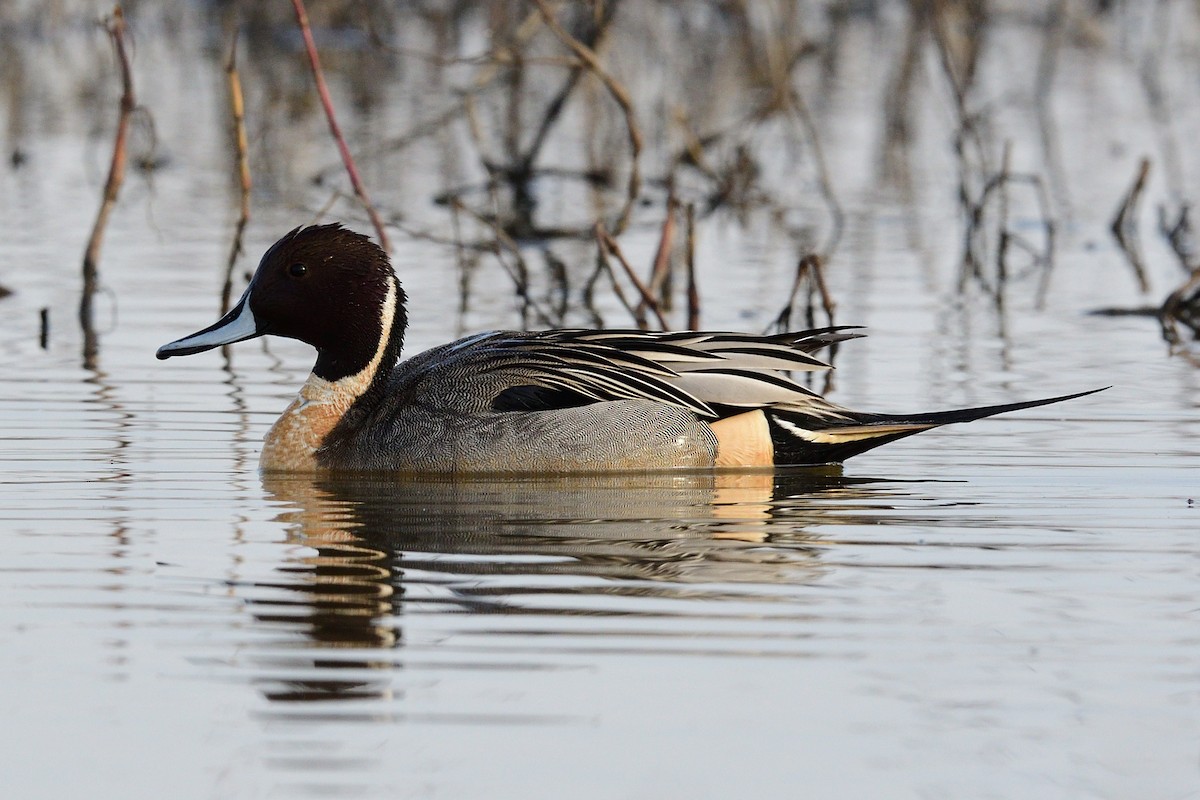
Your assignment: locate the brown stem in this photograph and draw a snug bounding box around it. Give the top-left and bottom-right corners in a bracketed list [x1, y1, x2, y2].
[533, 0, 642, 235]
[451, 199, 554, 327]
[995, 140, 1012, 298]
[685, 203, 700, 330]
[1110, 157, 1152, 293]
[773, 253, 835, 332]
[221, 28, 251, 314]
[639, 194, 677, 321]
[1159, 266, 1200, 347]
[80, 6, 135, 368]
[291, 0, 391, 252]
[590, 231, 638, 325]
[786, 87, 843, 257]
[596, 224, 668, 331]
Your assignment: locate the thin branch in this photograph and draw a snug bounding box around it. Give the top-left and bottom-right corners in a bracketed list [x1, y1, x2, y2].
[519, 3, 617, 174]
[786, 86, 844, 257]
[771, 253, 835, 332]
[588, 233, 638, 325]
[290, 0, 391, 252]
[1111, 157, 1152, 293]
[595, 223, 668, 331]
[221, 28, 251, 314]
[685, 203, 701, 330]
[451, 199, 555, 327]
[1159, 266, 1200, 348]
[639, 193, 677, 322]
[81, 6, 135, 368]
[533, 0, 642, 235]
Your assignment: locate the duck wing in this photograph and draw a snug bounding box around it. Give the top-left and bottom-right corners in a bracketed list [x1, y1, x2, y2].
[393, 327, 864, 417]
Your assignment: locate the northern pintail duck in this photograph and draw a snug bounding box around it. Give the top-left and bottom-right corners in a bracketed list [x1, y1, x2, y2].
[157, 224, 1098, 472]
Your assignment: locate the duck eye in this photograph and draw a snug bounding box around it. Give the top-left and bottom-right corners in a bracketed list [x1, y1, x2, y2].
[288, 263, 307, 278]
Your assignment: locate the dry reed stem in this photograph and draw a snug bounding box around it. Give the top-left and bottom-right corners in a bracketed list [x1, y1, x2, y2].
[80, 6, 135, 367]
[544, 249, 570, 323]
[930, 0, 991, 215]
[533, 0, 642, 235]
[1111, 157, 1152, 292]
[638, 194, 676, 322]
[1034, 0, 1071, 223]
[957, 138, 1055, 302]
[995, 141, 1012, 291]
[672, 107, 721, 182]
[451, 199, 554, 327]
[1157, 203, 1196, 274]
[806, 254, 836, 325]
[882, 4, 925, 183]
[473, 9, 545, 89]
[587, 232, 637, 325]
[221, 29, 251, 314]
[773, 254, 835, 332]
[291, 0, 391, 252]
[520, 3, 615, 177]
[1159, 266, 1200, 347]
[595, 224, 667, 331]
[1158, 202, 1200, 345]
[311, 11, 545, 184]
[1031, 170, 1059, 309]
[785, 87, 844, 256]
[685, 203, 701, 330]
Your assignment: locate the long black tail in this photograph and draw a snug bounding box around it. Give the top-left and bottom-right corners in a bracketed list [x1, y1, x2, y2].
[765, 387, 1106, 465]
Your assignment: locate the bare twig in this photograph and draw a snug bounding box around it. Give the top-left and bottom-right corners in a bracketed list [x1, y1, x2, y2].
[1157, 202, 1196, 274]
[517, 3, 616, 177]
[639, 193, 677, 321]
[587, 234, 636, 325]
[221, 28, 251, 314]
[957, 139, 1056, 304]
[771, 253, 835, 332]
[995, 141, 1012, 295]
[685, 203, 700, 330]
[1111, 157, 1152, 293]
[1159, 266, 1200, 347]
[1034, 0, 1071, 224]
[291, 0, 391, 252]
[533, 0, 642, 235]
[786, 87, 844, 257]
[596, 224, 668, 331]
[451, 199, 554, 327]
[881, 3, 926, 184]
[81, 6, 135, 368]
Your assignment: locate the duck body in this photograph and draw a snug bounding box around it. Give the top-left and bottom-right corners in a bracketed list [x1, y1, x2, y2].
[158, 224, 1100, 474]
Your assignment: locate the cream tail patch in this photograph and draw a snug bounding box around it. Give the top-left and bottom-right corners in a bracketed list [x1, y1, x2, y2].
[261, 279, 398, 471]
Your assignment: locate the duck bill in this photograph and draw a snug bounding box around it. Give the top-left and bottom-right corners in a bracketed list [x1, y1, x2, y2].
[156, 292, 262, 359]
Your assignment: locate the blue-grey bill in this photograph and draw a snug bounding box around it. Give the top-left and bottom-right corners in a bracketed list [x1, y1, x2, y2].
[156, 293, 262, 359]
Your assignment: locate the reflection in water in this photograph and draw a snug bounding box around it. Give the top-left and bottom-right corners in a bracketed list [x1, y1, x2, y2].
[249, 469, 900, 708]
[233, 469, 959, 794]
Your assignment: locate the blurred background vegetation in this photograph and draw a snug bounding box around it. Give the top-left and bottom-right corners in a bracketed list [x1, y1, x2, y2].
[4, 0, 1200, 347]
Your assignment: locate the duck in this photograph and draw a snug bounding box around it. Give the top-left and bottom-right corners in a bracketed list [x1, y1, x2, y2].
[157, 224, 1100, 473]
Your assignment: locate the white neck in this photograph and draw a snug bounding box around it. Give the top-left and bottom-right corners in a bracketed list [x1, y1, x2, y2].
[260, 279, 397, 471]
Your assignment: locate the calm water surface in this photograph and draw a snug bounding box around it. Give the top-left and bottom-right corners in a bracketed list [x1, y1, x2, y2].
[1, 6, 1199, 799]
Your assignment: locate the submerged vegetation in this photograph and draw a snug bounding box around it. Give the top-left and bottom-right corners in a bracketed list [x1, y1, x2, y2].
[4, 0, 1200, 359]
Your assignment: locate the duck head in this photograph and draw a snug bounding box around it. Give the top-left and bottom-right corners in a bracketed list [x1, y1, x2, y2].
[157, 224, 407, 383]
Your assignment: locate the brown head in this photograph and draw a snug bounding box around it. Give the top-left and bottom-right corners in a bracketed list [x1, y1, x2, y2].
[157, 224, 407, 383]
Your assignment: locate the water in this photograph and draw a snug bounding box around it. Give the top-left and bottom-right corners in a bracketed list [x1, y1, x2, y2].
[1, 4, 1198, 799]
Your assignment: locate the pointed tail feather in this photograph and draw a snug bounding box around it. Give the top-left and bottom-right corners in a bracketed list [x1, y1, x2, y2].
[765, 387, 1106, 465]
[866, 387, 1108, 427]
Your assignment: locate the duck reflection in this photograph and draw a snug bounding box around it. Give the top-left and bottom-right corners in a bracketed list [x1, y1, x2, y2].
[250, 468, 897, 704]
